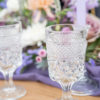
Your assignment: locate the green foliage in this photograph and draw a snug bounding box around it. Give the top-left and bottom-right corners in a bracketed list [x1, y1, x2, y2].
[0, 8, 2, 10]
[86, 37, 100, 61]
[46, 21, 56, 26]
[22, 9, 32, 18]
[86, 52, 97, 61]
[87, 38, 100, 52]
[32, 55, 37, 60]
[55, 8, 71, 24]
[0, 0, 4, 10]
[57, 8, 71, 17]
[20, 9, 33, 28]
[0, 0, 4, 2]
[36, 57, 48, 70]
[41, 9, 46, 16]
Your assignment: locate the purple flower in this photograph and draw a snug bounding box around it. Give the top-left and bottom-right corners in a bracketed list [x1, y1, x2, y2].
[27, 47, 43, 55]
[27, 49, 41, 55]
[89, 58, 96, 67]
[23, 55, 32, 61]
[36, 56, 42, 63]
[15, 47, 44, 74]
[38, 49, 46, 58]
[61, 27, 71, 32]
[66, 11, 73, 18]
[25, 59, 33, 65]
[22, 54, 33, 66]
[86, 0, 99, 10]
[0, 0, 7, 8]
[22, 53, 26, 59]
[0, 22, 5, 26]
[70, 17, 74, 22]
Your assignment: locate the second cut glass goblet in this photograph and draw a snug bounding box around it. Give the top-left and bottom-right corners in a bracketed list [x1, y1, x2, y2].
[0, 21, 26, 100]
[46, 24, 88, 100]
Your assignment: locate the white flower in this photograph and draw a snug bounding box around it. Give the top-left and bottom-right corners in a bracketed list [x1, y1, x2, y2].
[21, 21, 47, 47]
[0, 9, 8, 19]
[7, 0, 19, 11]
[0, 9, 13, 19]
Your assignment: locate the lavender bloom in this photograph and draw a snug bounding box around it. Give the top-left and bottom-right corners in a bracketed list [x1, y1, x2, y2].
[0, 0, 7, 8]
[22, 53, 26, 59]
[66, 10, 75, 23]
[86, 0, 99, 10]
[15, 53, 33, 74]
[23, 55, 32, 61]
[22, 54, 33, 65]
[62, 0, 99, 11]
[89, 58, 96, 67]
[16, 47, 44, 74]
[27, 46, 43, 55]
[25, 59, 33, 65]
[67, 11, 73, 18]
[27, 49, 38, 55]
[70, 17, 74, 22]
[16, 59, 33, 75]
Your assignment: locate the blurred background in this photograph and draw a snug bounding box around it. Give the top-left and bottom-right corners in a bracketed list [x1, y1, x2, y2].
[0, 0, 100, 76]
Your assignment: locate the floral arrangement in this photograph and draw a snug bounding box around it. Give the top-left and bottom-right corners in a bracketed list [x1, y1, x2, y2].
[16, 47, 48, 74]
[0, 0, 100, 74]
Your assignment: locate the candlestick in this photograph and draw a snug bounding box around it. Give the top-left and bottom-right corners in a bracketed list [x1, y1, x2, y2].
[76, 0, 87, 25]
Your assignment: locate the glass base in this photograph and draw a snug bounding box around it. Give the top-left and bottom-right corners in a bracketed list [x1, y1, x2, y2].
[0, 85, 26, 100]
[72, 77, 98, 96]
[57, 97, 77, 100]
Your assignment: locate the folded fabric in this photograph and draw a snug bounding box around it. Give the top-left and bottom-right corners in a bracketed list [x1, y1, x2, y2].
[72, 63, 100, 96]
[0, 64, 60, 88]
[86, 63, 100, 81]
[85, 63, 100, 96]
[0, 63, 100, 96]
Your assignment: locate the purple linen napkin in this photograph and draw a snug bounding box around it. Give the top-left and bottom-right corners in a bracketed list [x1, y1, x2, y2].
[72, 63, 100, 96]
[0, 64, 60, 88]
[85, 63, 100, 96]
[86, 63, 100, 80]
[0, 63, 100, 96]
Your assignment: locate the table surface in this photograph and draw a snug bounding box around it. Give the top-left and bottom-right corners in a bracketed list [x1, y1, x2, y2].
[0, 80, 100, 100]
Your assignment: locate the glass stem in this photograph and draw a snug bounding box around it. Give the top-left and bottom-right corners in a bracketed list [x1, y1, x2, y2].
[61, 82, 73, 100]
[4, 71, 15, 89]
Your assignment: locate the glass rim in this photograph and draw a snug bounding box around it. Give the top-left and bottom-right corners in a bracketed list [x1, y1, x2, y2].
[0, 21, 22, 37]
[0, 20, 21, 28]
[46, 24, 90, 33]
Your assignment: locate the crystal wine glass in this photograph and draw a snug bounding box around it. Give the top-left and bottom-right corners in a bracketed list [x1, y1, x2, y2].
[0, 21, 26, 100]
[46, 24, 88, 100]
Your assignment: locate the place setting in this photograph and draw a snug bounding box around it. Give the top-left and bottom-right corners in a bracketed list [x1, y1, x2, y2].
[0, 0, 100, 100]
